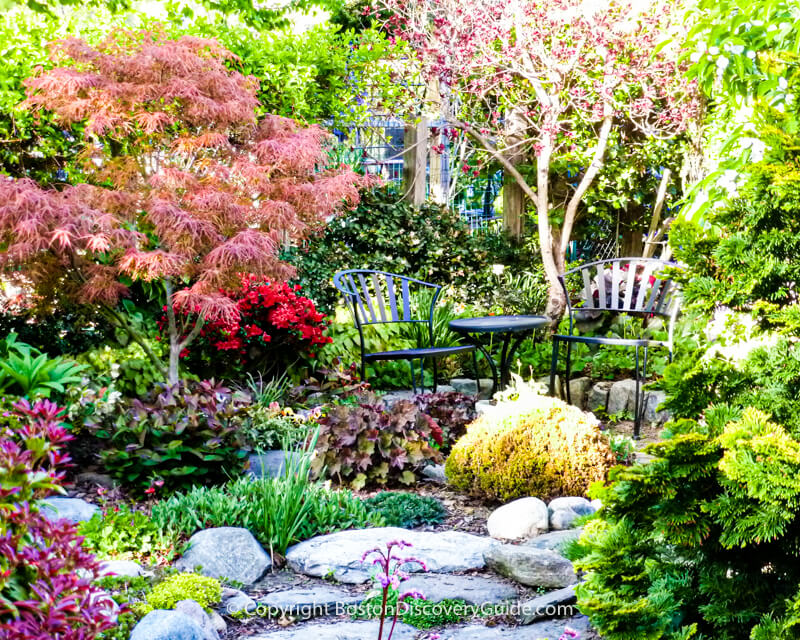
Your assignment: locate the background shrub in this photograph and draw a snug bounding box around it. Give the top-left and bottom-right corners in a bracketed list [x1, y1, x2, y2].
[89, 379, 250, 494]
[445, 393, 615, 501]
[313, 393, 444, 489]
[364, 492, 447, 529]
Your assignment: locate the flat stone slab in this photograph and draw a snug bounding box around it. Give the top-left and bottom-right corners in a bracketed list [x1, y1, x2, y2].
[520, 585, 578, 624]
[400, 573, 518, 605]
[485, 545, 577, 589]
[435, 615, 596, 639]
[286, 527, 498, 584]
[258, 585, 363, 619]
[247, 620, 416, 639]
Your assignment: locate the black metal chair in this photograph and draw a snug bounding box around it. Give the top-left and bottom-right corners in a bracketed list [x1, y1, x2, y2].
[333, 269, 477, 392]
[548, 258, 681, 438]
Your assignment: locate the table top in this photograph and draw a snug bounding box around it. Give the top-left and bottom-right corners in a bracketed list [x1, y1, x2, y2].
[449, 315, 550, 334]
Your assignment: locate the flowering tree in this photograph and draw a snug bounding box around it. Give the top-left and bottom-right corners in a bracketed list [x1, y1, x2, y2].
[376, 0, 700, 319]
[0, 29, 369, 382]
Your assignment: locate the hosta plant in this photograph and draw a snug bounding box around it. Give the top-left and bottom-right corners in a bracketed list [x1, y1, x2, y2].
[0, 333, 87, 399]
[89, 379, 250, 494]
[313, 394, 444, 489]
[0, 399, 116, 638]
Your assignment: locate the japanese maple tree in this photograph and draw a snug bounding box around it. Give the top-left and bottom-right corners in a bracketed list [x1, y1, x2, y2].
[0, 29, 369, 382]
[376, 0, 701, 319]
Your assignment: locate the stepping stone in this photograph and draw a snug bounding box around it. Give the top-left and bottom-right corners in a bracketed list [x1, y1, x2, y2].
[258, 585, 363, 619]
[485, 545, 576, 589]
[435, 615, 596, 639]
[523, 529, 582, 555]
[400, 573, 518, 605]
[286, 527, 498, 584]
[40, 497, 99, 524]
[246, 620, 416, 639]
[520, 585, 578, 624]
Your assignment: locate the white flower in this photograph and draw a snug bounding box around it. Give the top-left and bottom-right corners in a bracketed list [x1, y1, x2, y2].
[728, 44, 745, 55]
[690, 51, 702, 63]
[492, 264, 505, 276]
[747, 50, 757, 59]
[779, 77, 789, 89]
[716, 56, 730, 69]
[708, 46, 720, 55]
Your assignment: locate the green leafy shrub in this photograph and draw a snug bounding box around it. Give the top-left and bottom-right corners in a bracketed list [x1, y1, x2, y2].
[313, 393, 444, 489]
[76, 340, 168, 398]
[89, 379, 250, 494]
[413, 391, 477, 450]
[445, 391, 615, 501]
[0, 333, 87, 399]
[78, 504, 182, 565]
[142, 573, 221, 614]
[284, 184, 523, 313]
[573, 407, 800, 640]
[364, 492, 447, 529]
[151, 446, 383, 555]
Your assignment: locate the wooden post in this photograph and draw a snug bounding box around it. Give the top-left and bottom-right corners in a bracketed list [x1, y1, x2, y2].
[402, 118, 428, 207]
[502, 108, 526, 239]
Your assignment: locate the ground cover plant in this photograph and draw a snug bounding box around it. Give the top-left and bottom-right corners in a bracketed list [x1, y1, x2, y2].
[363, 492, 447, 529]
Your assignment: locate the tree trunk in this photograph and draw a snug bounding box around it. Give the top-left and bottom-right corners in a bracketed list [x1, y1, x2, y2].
[168, 338, 181, 386]
[402, 118, 428, 206]
[503, 107, 527, 239]
[536, 143, 566, 325]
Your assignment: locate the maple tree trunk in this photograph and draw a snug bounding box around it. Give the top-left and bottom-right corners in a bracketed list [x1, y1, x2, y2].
[536, 143, 566, 325]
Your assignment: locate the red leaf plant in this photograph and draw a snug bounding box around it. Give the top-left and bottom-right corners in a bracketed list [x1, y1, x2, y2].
[161, 274, 333, 378]
[0, 399, 117, 638]
[0, 28, 371, 383]
[372, 0, 701, 321]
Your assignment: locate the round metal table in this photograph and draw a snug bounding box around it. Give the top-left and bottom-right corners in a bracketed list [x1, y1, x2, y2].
[449, 315, 550, 394]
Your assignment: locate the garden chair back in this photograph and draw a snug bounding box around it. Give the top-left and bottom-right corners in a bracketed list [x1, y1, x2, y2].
[333, 269, 476, 393]
[548, 257, 681, 438]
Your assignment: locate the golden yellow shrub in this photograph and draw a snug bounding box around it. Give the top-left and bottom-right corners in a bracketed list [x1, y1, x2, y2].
[445, 394, 615, 501]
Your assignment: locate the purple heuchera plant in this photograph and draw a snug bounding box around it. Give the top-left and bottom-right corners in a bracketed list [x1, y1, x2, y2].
[0, 399, 117, 638]
[362, 540, 427, 640]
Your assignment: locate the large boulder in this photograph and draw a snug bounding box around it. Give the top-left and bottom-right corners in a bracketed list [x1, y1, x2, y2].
[484, 544, 577, 588]
[607, 379, 638, 416]
[174, 600, 220, 640]
[487, 497, 549, 541]
[40, 497, 99, 524]
[548, 496, 596, 531]
[587, 381, 613, 413]
[174, 527, 271, 586]
[286, 527, 497, 584]
[129, 610, 207, 640]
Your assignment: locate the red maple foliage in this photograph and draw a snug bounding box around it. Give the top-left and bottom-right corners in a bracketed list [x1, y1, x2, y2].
[161, 275, 332, 377]
[0, 28, 370, 382]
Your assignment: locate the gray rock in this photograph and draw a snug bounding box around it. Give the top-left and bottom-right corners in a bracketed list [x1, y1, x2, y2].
[220, 589, 257, 615]
[523, 529, 582, 555]
[567, 377, 591, 409]
[245, 620, 416, 639]
[76, 472, 115, 489]
[422, 464, 447, 483]
[535, 375, 560, 398]
[548, 497, 594, 516]
[587, 381, 613, 413]
[549, 510, 581, 531]
[436, 615, 596, 639]
[644, 389, 670, 424]
[247, 451, 305, 480]
[400, 573, 517, 605]
[286, 527, 498, 584]
[381, 390, 416, 407]
[98, 560, 145, 578]
[174, 600, 220, 640]
[174, 527, 271, 586]
[520, 585, 578, 624]
[209, 612, 226, 635]
[607, 379, 638, 416]
[485, 544, 577, 588]
[450, 378, 494, 399]
[487, 497, 549, 541]
[129, 610, 207, 640]
[40, 497, 99, 524]
[258, 585, 363, 619]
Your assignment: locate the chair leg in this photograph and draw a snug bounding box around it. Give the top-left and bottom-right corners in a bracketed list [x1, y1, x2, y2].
[408, 359, 417, 394]
[565, 340, 573, 405]
[473, 349, 480, 397]
[360, 357, 367, 386]
[432, 358, 438, 394]
[633, 347, 641, 440]
[640, 346, 649, 425]
[549, 337, 559, 397]
[420, 358, 425, 394]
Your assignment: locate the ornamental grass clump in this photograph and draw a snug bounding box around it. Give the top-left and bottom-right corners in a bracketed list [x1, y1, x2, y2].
[445, 391, 615, 501]
[0, 399, 116, 638]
